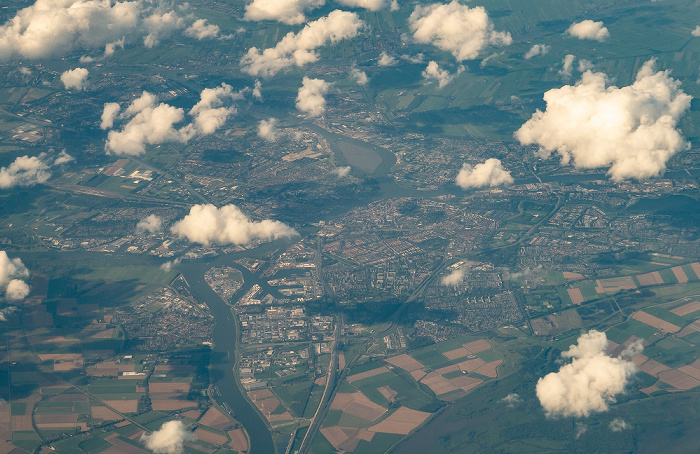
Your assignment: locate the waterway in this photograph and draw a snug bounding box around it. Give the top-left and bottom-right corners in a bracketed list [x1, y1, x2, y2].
[19, 122, 700, 454]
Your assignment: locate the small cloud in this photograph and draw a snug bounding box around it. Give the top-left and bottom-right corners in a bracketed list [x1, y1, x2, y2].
[516, 59, 692, 181]
[244, 0, 325, 25]
[409, 1, 511, 62]
[692, 26, 700, 37]
[252, 80, 262, 100]
[609, 418, 631, 432]
[0, 306, 18, 322]
[6, 279, 30, 300]
[240, 10, 364, 77]
[441, 268, 464, 286]
[378, 51, 397, 66]
[296, 77, 330, 117]
[578, 58, 593, 72]
[422, 61, 461, 88]
[337, 0, 394, 11]
[401, 53, 424, 63]
[136, 214, 163, 235]
[558, 54, 575, 79]
[103, 84, 240, 155]
[141, 420, 194, 454]
[536, 330, 643, 418]
[567, 20, 609, 41]
[456, 158, 513, 189]
[350, 65, 368, 85]
[331, 166, 351, 177]
[185, 19, 220, 39]
[171, 204, 298, 246]
[104, 37, 125, 57]
[575, 422, 588, 439]
[60, 67, 88, 90]
[160, 257, 182, 272]
[0, 251, 30, 301]
[501, 393, 522, 408]
[258, 118, 280, 142]
[0, 151, 73, 189]
[524, 44, 549, 60]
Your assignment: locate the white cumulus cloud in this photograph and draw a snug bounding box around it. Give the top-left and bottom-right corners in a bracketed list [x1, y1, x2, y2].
[244, 0, 325, 25]
[0, 251, 30, 301]
[0, 306, 19, 322]
[240, 10, 364, 77]
[60, 67, 88, 90]
[296, 77, 330, 117]
[524, 44, 549, 59]
[456, 158, 513, 189]
[0, 151, 73, 189]
[141, 420, 194, 454]
[103, 84, 240, 155]
[409, 1, 511, 61]
[258, 118, 280, 142]
[609, 418, 631, 432]
[441, 268, 464, 286]
[559, 54, 576, 79]
[536, 330, 643, 418]
[331, 166, 351, 177]
[160, 257, 181, 272]
[136, 214, 163, 235]
[422, 61, 461, 88]
[516, 59, 692, 181]
[377, 51, 397, 67]
[0, 0, 220, 61]
[567, 20, 609, 41]
[350, 65, 368, 85]
[170, 204, 298, 246]
[692, 26, 700, 37]
[185, 19, 221, 40]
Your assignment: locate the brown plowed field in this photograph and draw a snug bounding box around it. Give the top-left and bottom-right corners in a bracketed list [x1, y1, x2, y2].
[369, 407, 431, 435]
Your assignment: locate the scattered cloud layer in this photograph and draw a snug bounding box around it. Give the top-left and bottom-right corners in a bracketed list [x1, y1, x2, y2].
[516, 60, 692, 181]
[296, 77, 330, 116]
[258, 118, 280, 142]
[409, 1, 511, 61]
[170, 204, 298, 246]
[244, 0, 324, 25]
[524, 44, 549, 59]
[536, 330, 642, 418]
[441, 268, 464, 286]
[136, 214, 163, 235]
[0, 0, 220, 60]
[103, 84, 240, 155]
[0, 151, 73, 189]
[141, 420, 194, 454]
[422, 61, 462, 88]
[456, 158, 513, 188]
[60, 67, 88, 90]
[241, 10, 364, 77]
[567, 20, 609, 41]
[0, 251, 30, 301]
